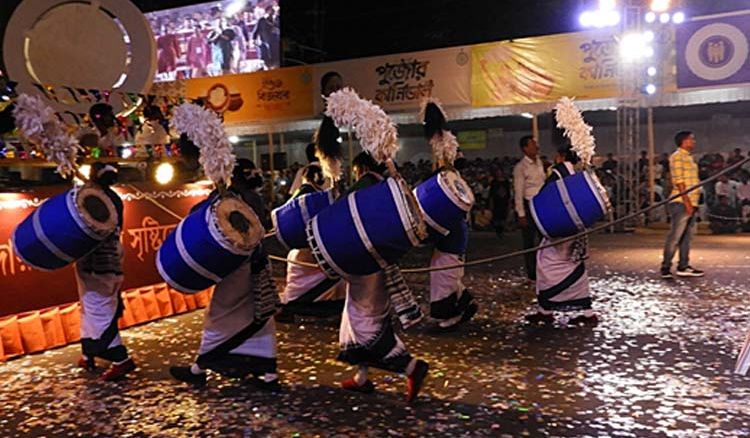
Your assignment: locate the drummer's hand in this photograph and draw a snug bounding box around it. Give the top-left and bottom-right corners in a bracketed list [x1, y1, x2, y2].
[519, 216, 528, 228]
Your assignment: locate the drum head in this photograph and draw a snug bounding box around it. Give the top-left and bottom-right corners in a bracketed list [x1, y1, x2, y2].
[439, 169, 475, 211]
[75, 185, 117, 236]
[214, 196, 263, 252]
[394, 177, 428, 241]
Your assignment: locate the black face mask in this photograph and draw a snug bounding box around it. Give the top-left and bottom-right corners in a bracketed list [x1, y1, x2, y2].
[97, 171, 118, 187]
[247, 175, 263, 189]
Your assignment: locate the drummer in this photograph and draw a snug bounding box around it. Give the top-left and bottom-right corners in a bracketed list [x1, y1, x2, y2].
[169, 159, 280, 389]
[525, 145, 597, 326]
[75, 162, 136, 381]
[277, 136, 346, 323]
[336, 151, 429, 403]
[421, 101, 478, 330]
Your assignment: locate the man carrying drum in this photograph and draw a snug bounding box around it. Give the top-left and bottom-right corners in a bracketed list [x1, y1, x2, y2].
[76, 162, 137, 381]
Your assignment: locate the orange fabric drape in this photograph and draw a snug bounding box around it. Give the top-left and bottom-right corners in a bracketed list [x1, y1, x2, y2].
[154, 284, 174, 317]
[59, 303, 81, 343]
[40, 307, 67, 348]
[0, 316, 25, 358]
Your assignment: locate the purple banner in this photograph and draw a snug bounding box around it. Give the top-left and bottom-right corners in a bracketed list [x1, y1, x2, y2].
[676, 12, 750, 89]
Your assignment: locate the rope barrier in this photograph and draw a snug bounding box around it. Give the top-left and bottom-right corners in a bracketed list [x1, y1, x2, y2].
[266, 155, 750, 274]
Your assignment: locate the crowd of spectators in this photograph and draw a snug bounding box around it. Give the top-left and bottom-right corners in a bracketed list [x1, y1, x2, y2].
[259, 146, 750, 237]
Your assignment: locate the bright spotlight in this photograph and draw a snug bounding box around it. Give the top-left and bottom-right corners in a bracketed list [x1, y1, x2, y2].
[673, 11, 685, 24]
[228, 135, 240, 144]
[660, 13, 671, 23]
[155, 162, 175, 185]
[647, 66, 657, 76]
[75, 164, 92, 184]
[644, 46, 655, 57]
[599, 0, 616, 10]
[620, 32, 650, 62]
[579, 11, 594, 27]
[644, 31, 655, 42]
[121, 147, 133, 159]
[646, 84, 657, 95]
[608, 106, 618, 111]
[645, 11, 656, 23]
[520, 112, 534, 119]
[603, 10, 621, 27]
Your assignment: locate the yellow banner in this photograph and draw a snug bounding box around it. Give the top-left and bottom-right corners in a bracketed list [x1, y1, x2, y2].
[457, 130, 487, 150]
[472, 29, 674, 107]
[185, 66, 314, 123]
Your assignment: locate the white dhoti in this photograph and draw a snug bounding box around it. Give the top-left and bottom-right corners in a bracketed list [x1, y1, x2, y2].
[429, 250, 475, 320]
[338, 272, 412, 373]
[197, 261, 277, 377]
[536, 238, 591, 312]
[75, 265, 127, 361]
[281, 248, 346, 317]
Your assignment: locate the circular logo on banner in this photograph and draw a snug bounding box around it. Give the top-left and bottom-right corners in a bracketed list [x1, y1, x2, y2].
[685, 23, 749, 81]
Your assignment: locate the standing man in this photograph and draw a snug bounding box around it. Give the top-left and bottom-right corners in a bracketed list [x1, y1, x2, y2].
[661, 131, 704, 279]
[513, 136, 545, 281]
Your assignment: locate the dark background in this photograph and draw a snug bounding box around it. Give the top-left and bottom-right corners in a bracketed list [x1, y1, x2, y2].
[1, 0, 750, 73]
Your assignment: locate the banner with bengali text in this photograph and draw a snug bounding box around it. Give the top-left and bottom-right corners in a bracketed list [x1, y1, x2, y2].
[472, 29, 676, 107]
[185, 66, 314, 123]
[313, 46, 472, 113]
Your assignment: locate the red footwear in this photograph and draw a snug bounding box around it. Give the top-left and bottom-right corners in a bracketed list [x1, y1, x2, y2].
[341, 378, 375, 394]
[99, 358, 136, 381]
[406, 360, 429, 403]
[525, 312, 554, 325]
[77, 356, 96, 372]
[569, 314, 599, 326]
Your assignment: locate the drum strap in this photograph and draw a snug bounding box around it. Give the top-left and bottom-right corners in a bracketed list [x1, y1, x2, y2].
[348, 195, 388, 269]
[555, 180, 585, 231]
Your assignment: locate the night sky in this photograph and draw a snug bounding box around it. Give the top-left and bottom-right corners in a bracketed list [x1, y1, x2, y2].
[2, 0, 750, 72]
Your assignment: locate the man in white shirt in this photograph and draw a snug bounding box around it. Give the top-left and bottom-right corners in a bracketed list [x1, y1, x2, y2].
[513, 136, 546, 281]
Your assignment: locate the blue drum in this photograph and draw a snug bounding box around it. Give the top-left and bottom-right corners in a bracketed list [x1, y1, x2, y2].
[530, 171, 611, 238]
[271, 190, 335, 250]
[307, 177, 426, 278]
[434, 220, 469, 256]
[414, 169, 474, 235]
[157, 195, 263, 293]
[13, 186, 117, 271]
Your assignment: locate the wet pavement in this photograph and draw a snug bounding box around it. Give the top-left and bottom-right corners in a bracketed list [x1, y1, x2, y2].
[2, 231, 750, 437]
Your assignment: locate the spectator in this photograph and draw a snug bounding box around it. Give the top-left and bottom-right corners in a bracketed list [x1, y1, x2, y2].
[489, 168, 510, 237]
[710, 195, 739, 234]
[602, 153, 618, 172]
[513, 135, 545, 281]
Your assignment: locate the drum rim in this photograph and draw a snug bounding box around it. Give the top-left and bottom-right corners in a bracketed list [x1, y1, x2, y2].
[584, 171, 612, 215]
[208, 196, 262, 255]
[437, 170, 475, 212]
[270, 204, 291, 251]
[529, 198, 551, 239]
[156, 249, 204, 294]
[349, 193, 389, 269]
[72, 186, 117, 239]
[388, 178, 425, 246]
[309, 217, 344, 279]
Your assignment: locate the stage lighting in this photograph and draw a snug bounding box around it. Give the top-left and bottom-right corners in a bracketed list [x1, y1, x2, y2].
[660, 13, 671, 23]
[599, 0, 616, 10]
[579, 11, 594, 28]
[155, 162, 175, 185]
[645, 12, 656, 23]
[650, 0, 670, 12]
[228, 135, 240, 144]
[647, 66, 657, 77]
[521, 112, 534, 119]
[646, 84, 657, 95]
[673, 12, 685, 24]
[620, 32, 651, 62]
[120, 147, 133, 159]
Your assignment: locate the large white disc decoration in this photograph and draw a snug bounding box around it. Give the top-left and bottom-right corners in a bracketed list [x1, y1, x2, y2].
[3, 0, 156, 115]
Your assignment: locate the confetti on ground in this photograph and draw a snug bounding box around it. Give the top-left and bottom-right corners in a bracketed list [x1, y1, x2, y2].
[2, 232, 750, 436]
